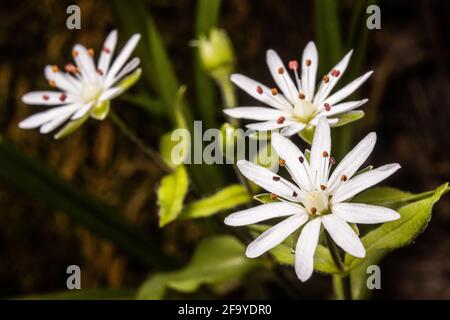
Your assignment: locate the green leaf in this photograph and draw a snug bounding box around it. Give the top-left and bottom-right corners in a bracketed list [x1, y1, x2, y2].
[298, 125, 315, 145]
[345, 183, 448, 270]
[0, 138, 175, 269]
[157, 166, 189, 227]
[54, 114, 89, 140]
[179, 184, 250, 220]
[160, 131, 190, 169]
[137, 236, 261, 299]
[332, 111, 365, 128]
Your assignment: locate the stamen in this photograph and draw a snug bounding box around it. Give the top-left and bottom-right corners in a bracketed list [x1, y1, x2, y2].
[331, 69, 340, 77]
[42, 95, 49, 101]
[88, 48, 94, 57]
[292, 191, 298, 197]
[322, 151, 329, 158]
[97, 68, 104, 76]
[51, 65, 59, 73]
[65, 63, 78, 73]
[278, 67, 285, 74]
[340, 175, 348, 182]
[256, 86, 263, 95]
[276, 116, 286, 124]
[298, 156, 304, 163]
[270, 193, 278, 200]
[102, 47, 111, 54]
[59, 93, 67, 102]
[272, 176, 281, 181]
[288, 60, 298, 70]
[305, 59, 312, 67]
[271, 88, 279, 96]
[48, 80, 56, 87]
[310, 207, 317, 214]
[298, 92, 305, 100]
[323, 75, 330, 83]
[329, 156, 336, 165]
[324, 103, 331, 111]
[72, 50, 79, 58]
[320, 185, 327, 190]
[278, 159, 286, 167]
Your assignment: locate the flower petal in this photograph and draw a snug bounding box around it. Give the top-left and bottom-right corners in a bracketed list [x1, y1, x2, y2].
[99, 87, 123, 102]
[246, 120, 293, 131]
[98, 29, 118, 77]
[224, 202, 306, 226]
[321, 214, 365, 258]
[313, 49, 353, 106]
[38, 104, 80, 133]
[110, 57, 140, 85]
[328, 132, 376, 193]
[246, 213, 309, 258]
[19, 105, 77, 129]
[71, 102, 94, 120]
[224, 107, 291, 121]
[271, 132, 313, 191]
[332, 203, 400, 224]
[280, 123, 306, 137]
[301, 41, 318, 101]
[266, 49, 298, 104]
[237, 160, 301, 201]
[332, 163, 401, 203]
[230, 74, 292, 112]
[295, 218, 321, 282]
[104, 34, 141, 87]
[310, 117, 331, 188]
[319, 99, 368, 117]
[72, 44, 98, 83]
[22, 91, 75, 106]
[44, 66, 81, 94]
[322, 71, 373, 106]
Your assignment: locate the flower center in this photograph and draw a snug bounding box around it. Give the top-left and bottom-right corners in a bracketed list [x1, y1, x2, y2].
[81, 82, 102, 103]
[302, 190, 329, 215]
[293, 99, 317, 123]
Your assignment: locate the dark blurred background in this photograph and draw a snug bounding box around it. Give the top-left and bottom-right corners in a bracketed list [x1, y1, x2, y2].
[0, 0, 448, 299]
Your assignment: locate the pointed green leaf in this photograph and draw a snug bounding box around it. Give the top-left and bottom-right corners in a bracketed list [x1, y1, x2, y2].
[137, 236, 261, 299]
[179, 184, 250, 220]
[157, 165, 189, 227]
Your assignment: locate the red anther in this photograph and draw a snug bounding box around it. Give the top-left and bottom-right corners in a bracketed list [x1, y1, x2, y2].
[270, 193, 278, 200]
[51, 65, 59, 73]
[59, 93, 67, 102]
[320, 185, 327, 190]
[271, 88, 279, 96]
[305, 59, 312, 66]
[322, 151, 329, 158]
[42, 95, 49, 101]
[97, 68, 104, 76]
[102, 47, 111, 54]
[299, 156, 304, 163]
[256, 86, 263, 94]
[329, 156, 336, 165]
[341, 175, 348, 182]
[324, 103, 331, 111]
[65, 63, 78, 73]
[278, 67, 285, 74]
[87, 48, 94, 57]
[310, 207, 317, 214]
[289, 60, 299, 70]
[298, 92, 305, 100]
[48, 80, 56, 87]
[276, 116, 286, 124]
[292, 191, 298, 197]
[72, 50, 79, 58]
[323, 75, 330, 83]
[272, 176, 281, 181]
[331, 69, 341, 77]
[279, 159, 286, 167]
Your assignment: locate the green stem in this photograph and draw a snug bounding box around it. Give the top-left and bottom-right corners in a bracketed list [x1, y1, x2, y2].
[109, 110, 172, 174]
[325, 231, 351, 300]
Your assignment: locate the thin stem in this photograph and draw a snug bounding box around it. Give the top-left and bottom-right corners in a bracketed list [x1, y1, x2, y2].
[109, 110, 172, 174]
[325, 231, 351, 300]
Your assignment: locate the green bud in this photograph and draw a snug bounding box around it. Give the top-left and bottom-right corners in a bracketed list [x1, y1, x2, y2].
[197, 28, 235, 80]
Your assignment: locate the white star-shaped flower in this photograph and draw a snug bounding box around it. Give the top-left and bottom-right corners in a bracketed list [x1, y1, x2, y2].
[225, 117, 401, 282]
[224, 42, 373, 136]
[19, 30, 141, 136]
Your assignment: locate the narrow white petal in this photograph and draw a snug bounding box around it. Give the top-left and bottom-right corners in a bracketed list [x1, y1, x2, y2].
[319, 99, 368, 117]
[301, 41, 318, 101]
[321, 215, 365, 258]
[230, 74, 292, 112]
[310, 117, 331, 188]
[246, 213, 308, 258]
[271, 132, 313, 191]
[38, 104, 80, 133]
[280, 123, 306, 137]
[313, 50, 353, 105]
[246, 120, 293, 131]
[328, 132, 376, 193]
[71, 102, 94, 120]
[104, 34, 141, 87]
[322, 71, 373, 106]
[44, 66, 81, 94]
[237, 160, 302, 201]
[224, 107, 291, 121]
[99, 87, 123, 102]
[22, 91, 75, 106]
[332, 163, 401, 203]
[98, 30, 118, 76]
[332, 203, 400, 224]
[224, 202, 306, 226]
[110, 57, 140, 85]
[309, 117, 339, 126]
[72, 44, 99, 83]
[19, 106, 75, 129]
[295, 218, 321, 282]
[266, 49, 298, 104]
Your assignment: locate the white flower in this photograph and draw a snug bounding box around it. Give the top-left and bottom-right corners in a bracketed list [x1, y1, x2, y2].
[224, 42, 373, 136]
[19, 30, 141, 135]
[224, 117, 401, 282]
